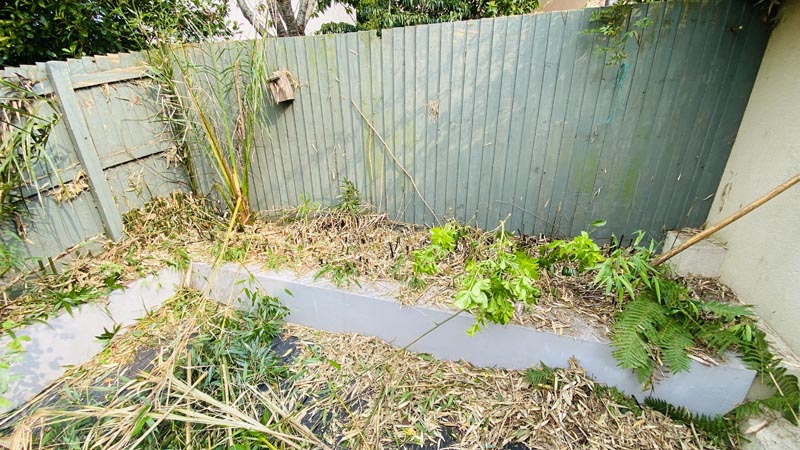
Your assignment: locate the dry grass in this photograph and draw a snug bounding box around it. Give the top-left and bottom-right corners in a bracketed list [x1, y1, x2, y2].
[283, 323, 716, 449]
[0, 193, 737, 342]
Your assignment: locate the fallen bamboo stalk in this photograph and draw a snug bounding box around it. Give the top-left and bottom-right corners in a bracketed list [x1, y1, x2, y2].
[351, 100, 438, 222]
[651, 172, 800, 267]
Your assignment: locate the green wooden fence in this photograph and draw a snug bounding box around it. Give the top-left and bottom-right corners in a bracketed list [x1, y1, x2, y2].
[1, 0, 769, 262]
[1, 54, 189, 260]
[184, 0, 769, 241]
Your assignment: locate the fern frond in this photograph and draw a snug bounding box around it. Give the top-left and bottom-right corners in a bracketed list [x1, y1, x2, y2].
[645, 397, 739, 448]
[732, 400, 763, 421]
[525, 363, 556, 387]
[738, 329, 800, 424]
[611, 297, 668, 383]
[695, 300, 754, 320]
[654, 322, 694, 374]
[691, 321, 742, 355]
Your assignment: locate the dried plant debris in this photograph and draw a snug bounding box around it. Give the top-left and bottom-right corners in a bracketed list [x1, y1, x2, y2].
[0, 193, 738, 340]
[1, 292, 717, 450]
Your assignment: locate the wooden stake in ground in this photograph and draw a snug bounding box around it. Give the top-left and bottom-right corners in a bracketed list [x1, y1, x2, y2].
[652, 172, 800, 267]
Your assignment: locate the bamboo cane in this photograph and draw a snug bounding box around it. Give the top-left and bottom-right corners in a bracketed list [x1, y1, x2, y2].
[651, 172, 800, 267]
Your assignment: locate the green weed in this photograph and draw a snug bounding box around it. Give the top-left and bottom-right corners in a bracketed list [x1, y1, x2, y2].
[315, 259, 361, 288]
[454, 224, 541, 335]
[337, 179, 362, 214]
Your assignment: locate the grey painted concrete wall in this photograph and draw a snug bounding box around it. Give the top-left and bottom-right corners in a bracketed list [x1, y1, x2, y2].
[0, 270, 182, 413]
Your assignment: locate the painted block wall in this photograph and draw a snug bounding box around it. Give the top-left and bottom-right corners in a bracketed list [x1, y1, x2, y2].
[706, 0, 800, 355]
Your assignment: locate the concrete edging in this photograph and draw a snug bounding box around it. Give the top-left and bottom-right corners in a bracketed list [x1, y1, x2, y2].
[0, 270, 183, 412]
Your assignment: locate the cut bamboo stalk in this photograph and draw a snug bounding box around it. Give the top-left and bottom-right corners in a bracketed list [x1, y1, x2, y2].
[652, 172, 800, 267]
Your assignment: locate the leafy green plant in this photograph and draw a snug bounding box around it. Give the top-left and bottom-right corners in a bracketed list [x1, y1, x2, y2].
[454, 226, 541, 335]
[295, 193, 321, 221]
[156, 38, 270, 226]
[0, 319, 29, 407]
[594, 231, 663, 303]
[411, 222, 460, 279]
[541, 230, 605, 273]
[1, 77, 60, 225]
[315, 259, 361, 288]
[99, 262, 124, 291]
[95, 323, 122, 346]
[46, 284, 103, 316]
[337, 179, 362, 214]
[584, 1, 653, 66]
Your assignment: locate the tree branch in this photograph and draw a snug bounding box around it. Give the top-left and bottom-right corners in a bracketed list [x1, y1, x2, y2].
[235, 0, 269, 36]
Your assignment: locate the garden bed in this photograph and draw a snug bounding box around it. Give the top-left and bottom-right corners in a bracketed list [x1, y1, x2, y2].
[0, 290, 721, 450]
[0, 195, 797, 449]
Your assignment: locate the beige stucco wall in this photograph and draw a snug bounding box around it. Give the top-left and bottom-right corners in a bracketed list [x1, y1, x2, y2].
[707, 0, 800, 354]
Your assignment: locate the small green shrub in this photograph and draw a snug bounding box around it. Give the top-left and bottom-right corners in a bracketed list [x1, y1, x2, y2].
[454, 228, 541, 335]
[295, 194, 320, 221]
[411, 223, 460, 278]
[541, 231, 605, 273]
[337, 179, 362, 214]
[594, 231, 663, 303]
[314, 259, 361, 288]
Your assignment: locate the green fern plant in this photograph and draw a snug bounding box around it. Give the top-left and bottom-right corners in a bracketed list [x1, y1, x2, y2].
[610, 276, 756, 385]
[524, 363, 556, 387]
[645, 397, 741, 448]
[736, 328, 800, 425]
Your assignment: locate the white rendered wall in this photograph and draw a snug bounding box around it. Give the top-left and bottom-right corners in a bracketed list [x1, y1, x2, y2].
[706, 0, 800, 354]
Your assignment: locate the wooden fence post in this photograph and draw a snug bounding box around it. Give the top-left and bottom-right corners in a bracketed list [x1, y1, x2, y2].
[46, 61, 124, 241]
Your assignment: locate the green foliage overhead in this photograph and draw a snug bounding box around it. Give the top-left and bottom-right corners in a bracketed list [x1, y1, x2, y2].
[320, 0, 539, 34]
[0, 0, 230, 68]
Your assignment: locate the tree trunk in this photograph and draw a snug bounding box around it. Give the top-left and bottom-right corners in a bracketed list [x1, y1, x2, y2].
[236, 0, 311, 37]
